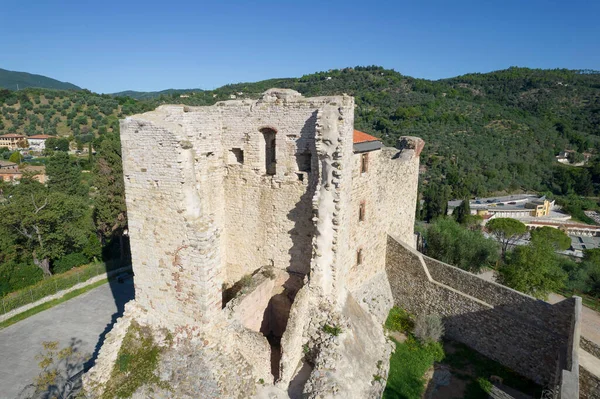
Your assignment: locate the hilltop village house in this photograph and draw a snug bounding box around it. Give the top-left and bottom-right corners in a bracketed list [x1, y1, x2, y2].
[84, 90, 583, 399]
[0, 160, 46, 183]
[27, 134, 55, 152]
[0, 134, 26, 150]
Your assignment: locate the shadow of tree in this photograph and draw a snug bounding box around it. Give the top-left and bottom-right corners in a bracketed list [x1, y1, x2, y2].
[17, 338, 88, 399]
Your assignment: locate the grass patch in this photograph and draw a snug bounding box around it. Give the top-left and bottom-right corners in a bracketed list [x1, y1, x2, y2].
[101, 321, 171, 398]
[1, 259, 125, 314]
[0, 278, 108, 330]
[383, 336, 444, 399]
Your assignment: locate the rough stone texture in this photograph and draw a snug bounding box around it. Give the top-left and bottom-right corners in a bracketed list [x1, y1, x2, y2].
[84, 89, 421, 398]
[385, 236, 580, 393]
[580, 365, 600, 399]
[583, 337, 600, 360]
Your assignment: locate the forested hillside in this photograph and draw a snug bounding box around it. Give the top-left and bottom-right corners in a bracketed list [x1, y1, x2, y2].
[114, 66, 600, 199]
[0, 68, 80, 91]
[2, 66, 600, 198]
[1, 66, 599, 296]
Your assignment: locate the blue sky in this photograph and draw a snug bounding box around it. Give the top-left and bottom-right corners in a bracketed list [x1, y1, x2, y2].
[1, 0, 598, 93]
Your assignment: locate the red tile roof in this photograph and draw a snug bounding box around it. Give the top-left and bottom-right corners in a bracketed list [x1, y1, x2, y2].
[28, 134, 55, 139]
[353, 130, 380, 144]
[0, 134, 25, 138]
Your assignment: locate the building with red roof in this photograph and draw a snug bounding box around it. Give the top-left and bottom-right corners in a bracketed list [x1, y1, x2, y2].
[0, 134, 26, 150]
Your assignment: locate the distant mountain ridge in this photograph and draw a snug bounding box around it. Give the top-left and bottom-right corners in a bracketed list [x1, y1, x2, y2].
[111, 88, 204, 99]
[0, 68, 81, 91]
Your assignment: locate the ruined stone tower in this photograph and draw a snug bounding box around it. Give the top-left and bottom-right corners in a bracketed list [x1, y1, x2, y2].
[84, 89, 423, 398]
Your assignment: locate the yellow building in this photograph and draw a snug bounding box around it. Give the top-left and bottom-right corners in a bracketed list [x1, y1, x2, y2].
[525, 199, 551, 217]
[0, 134, 26, 150]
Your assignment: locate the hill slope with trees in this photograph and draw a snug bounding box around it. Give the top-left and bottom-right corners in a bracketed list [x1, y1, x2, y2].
[0, 68, 81, 91]
[1, 65, 600, 299]
[2, 66, 600, 198]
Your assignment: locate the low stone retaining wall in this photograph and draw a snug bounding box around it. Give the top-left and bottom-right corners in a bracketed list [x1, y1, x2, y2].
[385, 235, 580, 397]
[0, 266, 132, 324]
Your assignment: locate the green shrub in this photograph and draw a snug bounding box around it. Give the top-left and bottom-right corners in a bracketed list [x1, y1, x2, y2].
[0, 261, 44, 295]
[102, 321, 170, 398]
[323, 324, 342, 336]
[478, 377, 493, 393]
[385, 306, 414, 333]
[53, 253, 89, 274]
[413, 314, 445, 344]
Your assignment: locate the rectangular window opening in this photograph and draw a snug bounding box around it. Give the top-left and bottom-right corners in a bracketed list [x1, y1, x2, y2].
[228, 148, 244, 165]
[361, 153, 369, 173]
[297, 151, 312, 173]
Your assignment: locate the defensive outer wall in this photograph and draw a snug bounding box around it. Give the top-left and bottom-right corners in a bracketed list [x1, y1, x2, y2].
[385, 237, 582, 398]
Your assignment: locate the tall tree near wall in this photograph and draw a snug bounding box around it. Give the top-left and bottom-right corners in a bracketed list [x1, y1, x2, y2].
[486, 218, 527, 259]
[0, 179, 92, 276]
[453, 199, 471, 225]
[46, 152, 87, 196]
[498, 239, 566, 300]
[425, 218, 498, 273]
[422, 184, 451, 222]
[92, 134, 128, 260]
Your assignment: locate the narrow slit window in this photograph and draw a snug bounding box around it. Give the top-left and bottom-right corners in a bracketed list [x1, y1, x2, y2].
[357, 249, 363, 266]
[359, 201, 366, 222]
[361, 153, 369, 173]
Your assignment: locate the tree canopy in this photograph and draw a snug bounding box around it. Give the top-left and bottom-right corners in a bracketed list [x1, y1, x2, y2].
[530, 226, 571, 251]
[425, 218, 498, 273]
[486, 218, 527, 259]
[498, 239, 566, 300]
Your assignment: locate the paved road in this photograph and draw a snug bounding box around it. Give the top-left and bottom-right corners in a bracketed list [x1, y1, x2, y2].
[0, 279, 134, 399]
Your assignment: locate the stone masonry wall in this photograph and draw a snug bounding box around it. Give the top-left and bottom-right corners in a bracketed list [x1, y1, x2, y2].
[120, 92, 354, 327]
[580, 366, 600, 399]
[346, 144, 420, 299]
[385, 236, 579, 388]
[121, 116, 222, 328]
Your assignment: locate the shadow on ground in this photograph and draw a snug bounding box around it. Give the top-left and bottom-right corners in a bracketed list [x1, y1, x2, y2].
[84, 271, 135, 372]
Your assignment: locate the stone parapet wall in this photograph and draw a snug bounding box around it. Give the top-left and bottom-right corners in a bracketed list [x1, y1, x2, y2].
[386, 236, 579, 390]
[582, 336, 600, 359]
[424, 257, 573, 336]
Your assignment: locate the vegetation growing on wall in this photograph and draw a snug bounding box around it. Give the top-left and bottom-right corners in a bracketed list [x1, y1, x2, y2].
[101, 321, 171, 399]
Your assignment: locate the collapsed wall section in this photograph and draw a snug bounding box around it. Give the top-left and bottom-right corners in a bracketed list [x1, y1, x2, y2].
[385, 236, 580, 390]
[215, 100, 321, 282]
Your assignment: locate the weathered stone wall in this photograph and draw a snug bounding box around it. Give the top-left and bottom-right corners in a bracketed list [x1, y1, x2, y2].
[582, 337, 600, 359]
[91, 90, 424, 398]
[580, 365, 600, 399]
[346, 143, 420, 301]
[121, 116, 223, 328]
[385, 236, 579, 388]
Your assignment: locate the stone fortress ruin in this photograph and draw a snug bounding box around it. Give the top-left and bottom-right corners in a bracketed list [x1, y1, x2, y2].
[84, 89, 584, 398]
